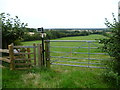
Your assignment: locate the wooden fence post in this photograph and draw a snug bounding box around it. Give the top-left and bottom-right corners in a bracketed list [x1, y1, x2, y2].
[38, 44, 42, 67]
[33, 43, 36, 65]
[8, 43, 14, 70]
[45, 40, 50, 68]
[27, 48, 31, 65]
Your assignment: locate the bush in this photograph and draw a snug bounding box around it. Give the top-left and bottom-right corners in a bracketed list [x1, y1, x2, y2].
[102, 70, 120, 87]
[100, 13, 120, 87]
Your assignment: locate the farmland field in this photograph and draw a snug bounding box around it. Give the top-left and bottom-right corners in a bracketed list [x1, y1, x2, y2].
[2, 34, 114, 88]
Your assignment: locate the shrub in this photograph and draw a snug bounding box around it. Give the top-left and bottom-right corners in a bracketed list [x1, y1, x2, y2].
[100, 13, 120, 87]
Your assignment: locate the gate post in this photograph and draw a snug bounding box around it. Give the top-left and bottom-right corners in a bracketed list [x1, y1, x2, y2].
[38, 44, 43, 67]
[8, 43, 14, 70]
[45, 40, 50, 68]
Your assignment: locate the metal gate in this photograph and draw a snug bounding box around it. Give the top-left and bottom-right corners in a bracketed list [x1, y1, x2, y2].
[45, 40, 109, 69]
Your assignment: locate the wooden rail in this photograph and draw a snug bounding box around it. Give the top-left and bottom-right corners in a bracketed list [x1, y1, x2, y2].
[0, 49, 10, 63]
[0, 57, 10, 63]
[0, 49, 9, 53]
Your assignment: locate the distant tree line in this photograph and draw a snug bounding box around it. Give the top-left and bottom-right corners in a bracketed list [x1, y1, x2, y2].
[23, 28, 105, 41]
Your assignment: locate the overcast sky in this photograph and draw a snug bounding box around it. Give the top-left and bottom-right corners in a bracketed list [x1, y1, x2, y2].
[0, 0, 120, 28]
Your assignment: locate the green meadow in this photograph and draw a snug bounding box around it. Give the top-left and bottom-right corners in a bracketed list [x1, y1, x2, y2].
[2, 34, 114, 88]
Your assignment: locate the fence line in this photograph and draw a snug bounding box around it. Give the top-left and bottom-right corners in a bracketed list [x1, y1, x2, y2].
[1, 40, 108, 69]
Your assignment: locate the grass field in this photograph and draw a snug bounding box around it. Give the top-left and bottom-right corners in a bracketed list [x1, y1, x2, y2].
[2, 34, 114, 88]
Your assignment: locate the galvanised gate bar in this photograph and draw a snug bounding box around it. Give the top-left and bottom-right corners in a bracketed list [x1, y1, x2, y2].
[45, 40, 109, 69]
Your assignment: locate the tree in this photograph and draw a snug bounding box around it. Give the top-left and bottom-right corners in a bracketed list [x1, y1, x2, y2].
[0, 13, 27, 49]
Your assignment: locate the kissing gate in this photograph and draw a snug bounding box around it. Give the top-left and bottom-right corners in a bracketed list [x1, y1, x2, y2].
[8, 42, 50, 70]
